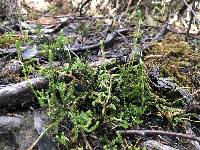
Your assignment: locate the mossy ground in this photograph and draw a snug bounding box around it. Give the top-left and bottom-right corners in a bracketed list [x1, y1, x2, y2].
[0, 3, 199, 149]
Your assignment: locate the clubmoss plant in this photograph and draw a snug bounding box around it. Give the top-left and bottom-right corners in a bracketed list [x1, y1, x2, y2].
[36, 40, 153, 149]
[33, 10, 156, 149]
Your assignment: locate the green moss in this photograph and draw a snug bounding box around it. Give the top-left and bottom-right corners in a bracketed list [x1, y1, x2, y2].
[35, 46, 154, 148]
[0, 33, 27, 48]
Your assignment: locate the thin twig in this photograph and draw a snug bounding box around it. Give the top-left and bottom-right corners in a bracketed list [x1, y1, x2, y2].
[182, 0, 199, 21]
[125, 0, 132, 13]
[62, 15, 128, 21]
[28, 129, 47, 150]
[185, 0, 196, 41]
[80, 0, 92, 16]
[116, 31, 132, 49]
[141, 22, 170, 50]
[118, 129, 200, 143]
[178, 0, 193, 17]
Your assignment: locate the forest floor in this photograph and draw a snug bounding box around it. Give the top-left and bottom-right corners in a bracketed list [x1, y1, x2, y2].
[0, 1, 200, 149]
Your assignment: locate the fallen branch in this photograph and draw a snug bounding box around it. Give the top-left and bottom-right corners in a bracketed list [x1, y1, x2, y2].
[178, 0, 193, 17]
[153, 22, 170, 41]
[0, 77, 48, 110]
[185, 0, 195, 41]
[69, 28, 131, 52]
[141, 22, 170, 50]
[182, 0, 200, 24]
[117, 129, 200, 143]
[80, 0, 92, 16]
[41, 18, 70, 34]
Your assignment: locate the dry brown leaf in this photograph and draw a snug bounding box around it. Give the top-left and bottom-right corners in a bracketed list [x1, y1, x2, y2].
[38, 17, 58, 25]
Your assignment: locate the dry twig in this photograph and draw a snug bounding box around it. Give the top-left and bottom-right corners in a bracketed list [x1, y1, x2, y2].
[118, 129, 200, 143]
[28, 129, 47, 150]
[69, 28, 131, 52]
[185, 0, 196, 41]
[80, 0, 92, 16]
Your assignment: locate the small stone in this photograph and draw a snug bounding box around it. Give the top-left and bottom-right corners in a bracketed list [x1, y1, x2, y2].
[141, 140, 178, 150]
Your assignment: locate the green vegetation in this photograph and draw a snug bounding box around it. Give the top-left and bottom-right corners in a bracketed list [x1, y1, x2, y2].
[0, 0, 199, 149]
[36, 38, 152, 148]
[0, 33, 28, 48]
[9, 23, 187, 150]
[30, 32, 190, 148]
[10, 8, 198, 149]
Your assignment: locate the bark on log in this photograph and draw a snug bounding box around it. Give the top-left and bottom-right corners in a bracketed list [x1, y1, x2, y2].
[0, 77, 48, 110]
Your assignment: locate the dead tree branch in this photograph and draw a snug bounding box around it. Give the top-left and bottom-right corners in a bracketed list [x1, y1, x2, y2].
[178, 0, 193, 17]
[185, 0, 196, 41]
[68, 28, 131, 52]
[118, 129, 200, 143]
[80, 0, 92, 16]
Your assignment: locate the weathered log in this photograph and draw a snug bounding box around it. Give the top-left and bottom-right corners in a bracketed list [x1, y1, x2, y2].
[0, 77, 48, 110]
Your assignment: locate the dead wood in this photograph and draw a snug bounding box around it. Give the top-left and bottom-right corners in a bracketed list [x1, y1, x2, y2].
[118, 129, 200, 143]
[80, 0, 92, 16]
[0, 77, 48, 110]
[178, 0, 193, 17]
[185, 0, 196, 41]
[68, 28, 131, 52]
[29, 18, 70, 35]
[153, 22, 170, 41]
